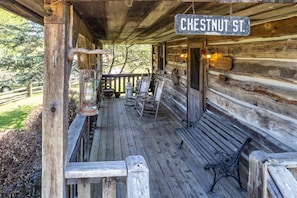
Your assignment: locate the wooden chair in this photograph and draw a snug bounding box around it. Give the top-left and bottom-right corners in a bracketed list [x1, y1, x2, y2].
[136, 80, 164, 120]
[101, 77, 114, 101]
[126, 75, 151, 105]
[135, 76, 151, 98]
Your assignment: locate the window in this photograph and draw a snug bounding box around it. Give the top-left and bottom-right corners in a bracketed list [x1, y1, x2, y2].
[190, 48, 200, 90]
[158, 45, 165, 70]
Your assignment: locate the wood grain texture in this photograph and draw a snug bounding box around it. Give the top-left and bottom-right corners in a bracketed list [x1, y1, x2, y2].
[42, 2, 70, 198]
[90, 98, 247, 197]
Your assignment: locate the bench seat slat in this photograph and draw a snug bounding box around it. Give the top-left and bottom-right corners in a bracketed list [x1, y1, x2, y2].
[198, 121, 237, 154]
[177, 127, 215, 164]
[177, 128, 206, 162]
[204, 112, 246, 143]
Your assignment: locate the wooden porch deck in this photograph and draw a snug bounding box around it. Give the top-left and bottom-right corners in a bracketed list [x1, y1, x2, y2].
[89, 97, 247, 198]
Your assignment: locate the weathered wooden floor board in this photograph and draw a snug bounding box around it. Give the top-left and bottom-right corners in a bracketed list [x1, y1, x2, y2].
[90, 97, 247, 198]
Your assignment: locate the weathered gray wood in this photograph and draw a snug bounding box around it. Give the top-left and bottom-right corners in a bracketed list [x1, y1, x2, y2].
[188, 42, 205, 124]
[65, 161, 127, 179]
[248, 151, 297, 198]
[42, 2, 70, 198]
[267, 173, 282, 198]
[157, 119, 212, 197]
[3, 1, 297, 43]
[102, 177, 116, 198]
[268, 165, 297, 198]
[67, 114, 87, 162]
[126, 155, 150, 198]
[207, 89, 297, 152]
[207, 73, 297, 120]
[66, 156, 150, 197]
[177, 109, 252, 192]
[78, 179, 91, 198]
[248, 150, 269, 198]
[89, 97, 247, 197]
[177, 110, 249, 163]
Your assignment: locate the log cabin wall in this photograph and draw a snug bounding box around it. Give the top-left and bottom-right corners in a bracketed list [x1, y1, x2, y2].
[205, 16, 297, 152]
[152, 40, 188, 121]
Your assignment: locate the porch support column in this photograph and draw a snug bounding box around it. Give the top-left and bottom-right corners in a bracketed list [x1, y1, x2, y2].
[42, 1, 70, 198]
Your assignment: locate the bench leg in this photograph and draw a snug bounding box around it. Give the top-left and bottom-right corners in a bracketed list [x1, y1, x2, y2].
[205, 163, 242, 192]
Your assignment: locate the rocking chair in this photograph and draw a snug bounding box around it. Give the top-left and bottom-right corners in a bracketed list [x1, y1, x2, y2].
[136, 80, 164, 120]
[126, 75, 151, 106]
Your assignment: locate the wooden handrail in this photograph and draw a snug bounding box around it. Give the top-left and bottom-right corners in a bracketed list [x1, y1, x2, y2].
[66, 114, 150, 198]
[67, 114, 89, 162]
[65, 156, 149, 198]
[248, 151, 297, 198]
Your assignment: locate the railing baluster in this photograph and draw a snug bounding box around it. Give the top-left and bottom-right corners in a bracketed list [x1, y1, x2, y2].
[78, 179, 91, 198]
[117, 77, 122, 93]
[100, 73, 146, 95]
[102, 177, 116, 198]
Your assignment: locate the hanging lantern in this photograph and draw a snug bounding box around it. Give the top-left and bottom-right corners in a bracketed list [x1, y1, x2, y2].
[68, 48, 110, 116]
[79, 69, 98, 116]
[78, 53, 98, 116]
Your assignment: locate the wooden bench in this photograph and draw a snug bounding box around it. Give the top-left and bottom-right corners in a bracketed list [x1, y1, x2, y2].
[176, 110, 252, 192]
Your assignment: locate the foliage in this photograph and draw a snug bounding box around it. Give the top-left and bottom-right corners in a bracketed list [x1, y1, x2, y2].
[0, 130, 41, 197]
[0, 9, 44, 84]
[103, 44, 152, 74]
[0, 93, 79, 196]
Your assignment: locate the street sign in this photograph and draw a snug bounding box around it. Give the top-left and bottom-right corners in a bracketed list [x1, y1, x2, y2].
[175, 14, 250, 36]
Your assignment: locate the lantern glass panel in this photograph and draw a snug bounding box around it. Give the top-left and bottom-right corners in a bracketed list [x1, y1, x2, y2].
[79, 69, 98, 116]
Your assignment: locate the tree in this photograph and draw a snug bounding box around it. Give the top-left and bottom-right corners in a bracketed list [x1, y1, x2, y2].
[102, 44, 152, 74]
[0, 9, 44, 84]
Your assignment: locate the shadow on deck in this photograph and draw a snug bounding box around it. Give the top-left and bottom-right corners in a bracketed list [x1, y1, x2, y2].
[90, 97, 247, 198]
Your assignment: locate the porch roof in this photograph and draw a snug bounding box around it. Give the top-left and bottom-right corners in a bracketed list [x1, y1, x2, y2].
[0, 1, 297, 44]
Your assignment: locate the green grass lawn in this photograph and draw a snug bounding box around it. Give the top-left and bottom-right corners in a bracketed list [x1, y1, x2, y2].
[0, 105, 34, 131]
[0, 94, 42, 132]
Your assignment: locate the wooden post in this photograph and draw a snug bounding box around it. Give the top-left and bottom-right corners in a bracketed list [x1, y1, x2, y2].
[126, 155, 150, 198]
[248, 150, 269, 198]
[42, 1, 70, 198]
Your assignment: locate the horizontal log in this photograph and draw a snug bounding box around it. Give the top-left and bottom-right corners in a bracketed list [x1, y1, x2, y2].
[207, 39, 297, 59]
[207, 15, 297, 44]
[207, 90, 297, 151]
[207, 73, 297, 119]
[267, 152, 297, 168]
[208, 70, 297, 91]
[232, 59, 297, 79]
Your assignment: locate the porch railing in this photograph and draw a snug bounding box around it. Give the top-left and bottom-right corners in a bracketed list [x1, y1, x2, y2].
[248, 151, 297, 198]
[101, 73, 150, 94]
[66, 114, 150, 198]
